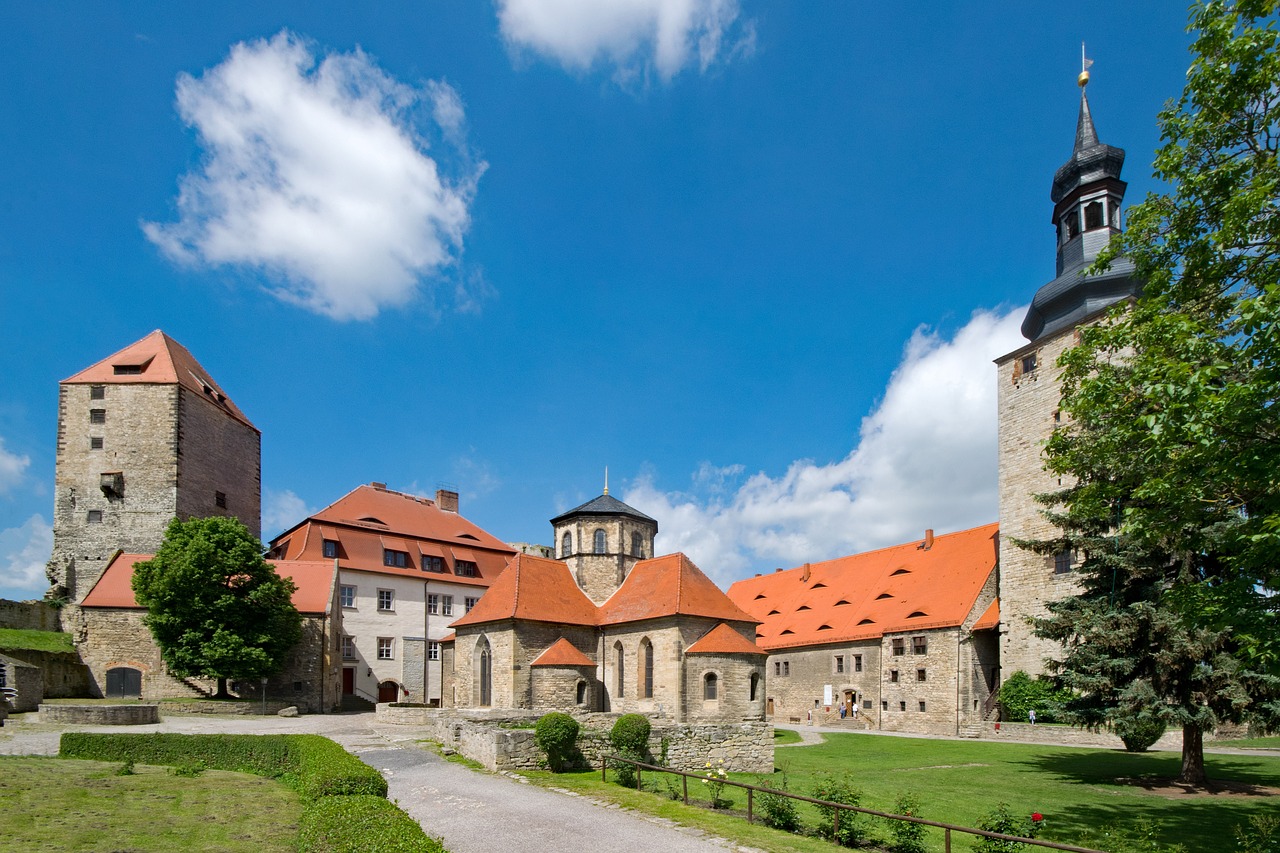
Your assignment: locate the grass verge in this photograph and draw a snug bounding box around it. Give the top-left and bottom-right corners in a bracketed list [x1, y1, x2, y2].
[0, 627, 75, 654]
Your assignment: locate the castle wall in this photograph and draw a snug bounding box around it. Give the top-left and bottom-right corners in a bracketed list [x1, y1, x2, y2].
[0, 599, 62, 631]
[996, 327, 1084, 678]
[174, 386, 261, 540]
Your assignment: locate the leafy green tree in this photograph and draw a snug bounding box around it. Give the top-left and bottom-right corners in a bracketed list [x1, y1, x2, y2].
[132, 517, 302, 698]
[1030, 0, 1280, 786]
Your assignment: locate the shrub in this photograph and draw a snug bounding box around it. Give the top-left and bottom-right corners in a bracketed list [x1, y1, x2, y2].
[114, 759, 135, 777]
[888, 793, 928, 853]
[1236, 815, 1280, 853]
[534, 712, 579, 772]
[973, 803, 1042, 853]
[998, 671, 1072, 724]
[298, 795, 445, 853]
[609, 713, 651, 757]
[755, 773, 801, 832]
[58, 733, 386, 798]
[1077, 819, 1187, 853]
[1115, 715, 1167, 752]
[811, 773, 866, 847]
[169, 759, 206, 777]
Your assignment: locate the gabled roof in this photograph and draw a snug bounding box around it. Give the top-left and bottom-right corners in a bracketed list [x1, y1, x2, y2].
[972, 597, 1000, 632]
[550, 493, 656, 526]
[270, 483, 515, 587]
[449, 553, 598, 628]
[62, 330, 255, 429]
[531, 637, 596, 667]
[685, 622, 766, 656]
[80, 552, 337, 614]
[599, 553, 758, 626]
[726, 523, 999, 650]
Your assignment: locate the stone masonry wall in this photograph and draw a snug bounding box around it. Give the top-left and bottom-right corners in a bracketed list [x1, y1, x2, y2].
[376, 706, 774, 773]
[0, 599, 62, 631]
[878, 628, 961, 734]
[49, 383, 181, 601]
[558, 515, 655, 604]
[997, 328, 1084, 679]
[767, 639, 882, 724]
[175, 386, 261, 540]
[682, 651, 766, 722]
[0, 648, 88, 699]
[530, 664, 595, 710]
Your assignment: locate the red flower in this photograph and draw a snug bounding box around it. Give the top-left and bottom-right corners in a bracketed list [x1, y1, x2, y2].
[1032, 813, 1044, 822]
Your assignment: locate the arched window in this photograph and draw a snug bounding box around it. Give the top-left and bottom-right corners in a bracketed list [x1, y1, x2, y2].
[631, 532, 643, 558]
[478, 637, 492, 706]
[749, 672, 759, 702]
[593, 529, 607, 554]
[561, 531, 572, 558]
[614, 641, 625, 697]
[641, 639, 654, 698]
[703, 672, 718, 701]
[576, 680, 588, 705]
[1066, 207, 1081, 238]
[1084, 200, 1104, 230]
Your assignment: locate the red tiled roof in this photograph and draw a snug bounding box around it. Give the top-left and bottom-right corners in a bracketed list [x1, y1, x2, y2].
[450, 553, 598, 628]
[599, 553, 758, 626]
[726, 523, 999, 650]
[972, 597, 1000, 631]
[531, 638, 596, 667]
[80, 552, 336, 614]
[685, 622, 766, 656]
[270, 483, 515, 588]
[62, 331, 256, 429]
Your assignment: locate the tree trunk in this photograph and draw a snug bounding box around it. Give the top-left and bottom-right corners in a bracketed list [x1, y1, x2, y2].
[214, 677, 230, 699]
[1178, 724, 1208, 787]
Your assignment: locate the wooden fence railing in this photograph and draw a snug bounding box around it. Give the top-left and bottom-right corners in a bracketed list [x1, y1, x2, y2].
[602, 754, 1106, 853]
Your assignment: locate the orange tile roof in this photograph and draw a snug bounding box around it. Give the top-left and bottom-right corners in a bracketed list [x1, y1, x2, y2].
[599, 553, 759, 626]
[971, 597, 1000, 631]
[62, 330, 256, 429]
[531, 637, 596, 667]
[80, 552, 337, 614]
[271, 483, 515, 588]
[685, 622, 766, 656]
[726, 523, 999, 650]
[450, 553, 598, 628]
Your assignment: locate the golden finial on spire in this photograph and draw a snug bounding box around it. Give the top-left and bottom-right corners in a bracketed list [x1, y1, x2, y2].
[1078, 42, 1093, 87]
[603, 466, 609, 496]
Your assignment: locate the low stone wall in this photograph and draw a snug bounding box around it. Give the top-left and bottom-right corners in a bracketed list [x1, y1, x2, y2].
[39, 703, 160, 725]
[0, 648, 90, 699]
[377, 706, 774, 774]
[158, 700, 292, 716]
[969, 722, 1184, 751]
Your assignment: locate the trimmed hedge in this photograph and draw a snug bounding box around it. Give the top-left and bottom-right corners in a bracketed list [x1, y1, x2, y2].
[298, 796, 446, 853]
[59, 733, 386, 798]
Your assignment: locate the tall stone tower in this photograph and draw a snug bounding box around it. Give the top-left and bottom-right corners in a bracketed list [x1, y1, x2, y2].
[46, 331, 261, 603]
[550, 489, 657, 605]
[995, 78, 1142, 679]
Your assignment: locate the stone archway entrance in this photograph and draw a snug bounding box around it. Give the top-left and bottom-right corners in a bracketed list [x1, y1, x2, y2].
[377, 681, 400, 703]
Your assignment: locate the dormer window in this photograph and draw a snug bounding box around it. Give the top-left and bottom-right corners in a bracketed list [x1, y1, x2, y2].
[322, 540, 338, 559]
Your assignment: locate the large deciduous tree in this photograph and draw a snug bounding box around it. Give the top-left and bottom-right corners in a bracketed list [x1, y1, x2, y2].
[132, 516, 302, 698]
[1030, 0, 1280, 787]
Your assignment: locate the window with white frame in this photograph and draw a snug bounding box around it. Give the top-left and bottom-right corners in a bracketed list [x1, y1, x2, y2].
[427, 594, 439, 615]
[340, 585, 355, 608]
[383, 549, 409, 568]
[464, 596, 479, 611]
[377, 589, 394, 612]
[441, 595, 453, 616]
[422, 555, 444, 572]
[428, 641, 440, 661]
[341, 636, 356, 659]
[377, 638, 394, 660]
[455, 560, 478, 577]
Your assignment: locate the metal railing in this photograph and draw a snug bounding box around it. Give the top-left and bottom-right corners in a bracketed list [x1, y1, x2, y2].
[602, 754, 1105, 853]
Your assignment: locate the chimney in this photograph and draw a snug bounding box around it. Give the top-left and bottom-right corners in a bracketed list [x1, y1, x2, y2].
[801, 562, 811, 582]
[370, 481, 387, 490]
[436, 489, 459, 513]
[923, 529, 935, 550]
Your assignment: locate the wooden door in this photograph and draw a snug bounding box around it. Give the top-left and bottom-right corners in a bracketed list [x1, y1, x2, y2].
[342, 667, 355, 695]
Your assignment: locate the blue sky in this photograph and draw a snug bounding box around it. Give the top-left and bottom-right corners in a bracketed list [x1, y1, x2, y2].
[0, 2, 1194, 599]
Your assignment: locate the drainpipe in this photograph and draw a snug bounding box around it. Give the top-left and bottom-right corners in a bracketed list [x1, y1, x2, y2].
[424, 580, 430, 705]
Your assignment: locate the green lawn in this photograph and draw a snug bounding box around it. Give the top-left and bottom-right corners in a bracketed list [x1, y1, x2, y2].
[520, 731, 1279, 852]
[0, 756, 300, 852]
[0, 627, 76, 654]
[1213, 735, 1280, 750]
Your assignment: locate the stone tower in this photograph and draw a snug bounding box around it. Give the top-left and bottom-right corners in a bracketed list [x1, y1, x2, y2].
[46, 331, 261, 602]
[550, 490, 657, 605]
[995, 81, 1142, 679]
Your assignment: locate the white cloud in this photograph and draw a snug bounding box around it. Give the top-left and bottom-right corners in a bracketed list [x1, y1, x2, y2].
[0, 515, 53, 598]
[262, 488, 315, 538]
[0, 437, 30, 494]
[622, 307, 1028, 586]
[144, 31, 486, 321]
[496, 0, 755, 82]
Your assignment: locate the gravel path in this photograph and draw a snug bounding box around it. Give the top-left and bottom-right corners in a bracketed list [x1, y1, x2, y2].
[0, 711, 759, 853]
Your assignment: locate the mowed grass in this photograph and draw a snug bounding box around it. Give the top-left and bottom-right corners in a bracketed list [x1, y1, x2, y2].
[0, 627, 75, 653]
[0, 756, 301, 852]
[520, 732, 1280, 852]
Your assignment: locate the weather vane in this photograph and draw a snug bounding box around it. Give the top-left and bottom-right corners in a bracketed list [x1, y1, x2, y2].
[1079, 42, 1093, 87]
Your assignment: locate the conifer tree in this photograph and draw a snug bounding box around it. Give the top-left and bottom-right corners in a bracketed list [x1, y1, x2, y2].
[1030, 0, 1280, 786]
